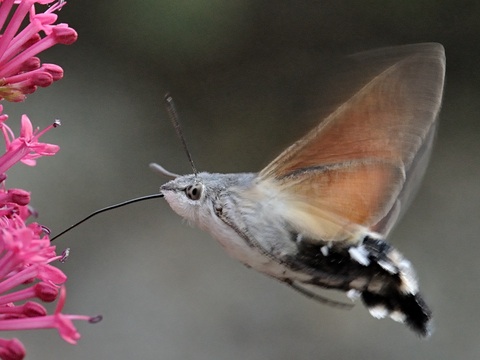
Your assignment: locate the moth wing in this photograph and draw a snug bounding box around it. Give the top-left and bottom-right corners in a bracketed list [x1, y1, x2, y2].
[265, 161, 404, 242]
[259, 43, 445, 241]
[371, 120, 437, 236]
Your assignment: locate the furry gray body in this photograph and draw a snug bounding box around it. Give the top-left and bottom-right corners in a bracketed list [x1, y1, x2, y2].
[161, 172, 431, 335]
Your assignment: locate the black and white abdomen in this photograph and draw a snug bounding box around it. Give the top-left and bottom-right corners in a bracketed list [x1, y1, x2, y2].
[285, 232, 432, 336]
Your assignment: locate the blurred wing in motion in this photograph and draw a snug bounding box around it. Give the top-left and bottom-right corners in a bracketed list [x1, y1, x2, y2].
[259, 43, 445, 242]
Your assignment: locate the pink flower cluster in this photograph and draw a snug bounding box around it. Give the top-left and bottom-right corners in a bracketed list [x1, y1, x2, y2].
[0, 0, 77, 102]
[0, 1, 98, 359]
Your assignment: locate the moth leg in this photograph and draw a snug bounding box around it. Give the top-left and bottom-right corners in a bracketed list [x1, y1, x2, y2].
[284, 279, 354, 309]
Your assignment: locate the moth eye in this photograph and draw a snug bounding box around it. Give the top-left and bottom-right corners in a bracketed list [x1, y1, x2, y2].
[185, 184, 202, 201]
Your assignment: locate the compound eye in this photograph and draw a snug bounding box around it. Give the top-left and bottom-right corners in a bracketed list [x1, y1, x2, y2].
[185, 184, 202, 201]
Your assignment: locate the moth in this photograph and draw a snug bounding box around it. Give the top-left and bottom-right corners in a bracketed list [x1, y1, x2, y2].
[155, 43, 445, 336]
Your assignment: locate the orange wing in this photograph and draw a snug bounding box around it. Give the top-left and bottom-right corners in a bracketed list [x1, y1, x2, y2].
[258, 43, 445, 242]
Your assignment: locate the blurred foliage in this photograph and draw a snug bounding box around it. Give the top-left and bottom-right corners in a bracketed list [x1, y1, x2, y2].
[59, 1, 480, 131]
[63, 1, 480, 72]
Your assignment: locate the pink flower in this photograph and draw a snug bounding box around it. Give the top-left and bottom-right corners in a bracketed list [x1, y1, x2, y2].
[0, 287, 101, 346]
[0, 179, 100, 358]
[0, 193, 101, 358]
[0, 107, 60, 175]
[0, 2, 98, 359]
[0, 0, 77, 102]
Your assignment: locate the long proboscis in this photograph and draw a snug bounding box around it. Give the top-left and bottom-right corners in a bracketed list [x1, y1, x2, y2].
[50, 194, 164, 242]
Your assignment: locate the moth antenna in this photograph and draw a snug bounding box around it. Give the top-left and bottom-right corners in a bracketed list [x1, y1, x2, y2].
[164, 93, 198, 176]
[149, 162, 180, 178]
[50, 194, 164, 242]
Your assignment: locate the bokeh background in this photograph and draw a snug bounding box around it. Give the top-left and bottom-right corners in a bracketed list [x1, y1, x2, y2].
[4, 1, 480, 359]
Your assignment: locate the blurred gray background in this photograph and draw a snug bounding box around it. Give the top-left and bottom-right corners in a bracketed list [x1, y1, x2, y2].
[4, 1, 480, 359]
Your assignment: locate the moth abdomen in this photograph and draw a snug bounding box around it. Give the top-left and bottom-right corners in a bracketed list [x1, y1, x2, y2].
[290, 234, 431, 336]
[362, 283, 431, 336]
[359, 237, 432, 336]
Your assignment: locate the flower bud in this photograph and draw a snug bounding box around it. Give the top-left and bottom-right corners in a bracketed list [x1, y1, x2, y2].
[34, 282, 59, 303]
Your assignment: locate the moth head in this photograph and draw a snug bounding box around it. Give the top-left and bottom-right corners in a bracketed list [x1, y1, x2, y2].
[160, 174, 210, 224]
